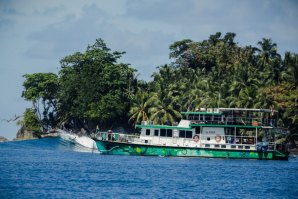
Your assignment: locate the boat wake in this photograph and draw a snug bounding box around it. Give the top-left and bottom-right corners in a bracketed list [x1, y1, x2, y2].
[57, 129, 98, 153]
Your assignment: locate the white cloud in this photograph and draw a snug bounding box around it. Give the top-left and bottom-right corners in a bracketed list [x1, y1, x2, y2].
[23, 3, 175, 76]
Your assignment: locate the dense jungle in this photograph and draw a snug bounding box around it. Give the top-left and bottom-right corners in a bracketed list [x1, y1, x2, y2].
[19, 32, 298, 141]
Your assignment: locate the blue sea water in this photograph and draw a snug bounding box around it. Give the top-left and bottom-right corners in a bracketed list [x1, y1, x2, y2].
[0, 138, 298, 199]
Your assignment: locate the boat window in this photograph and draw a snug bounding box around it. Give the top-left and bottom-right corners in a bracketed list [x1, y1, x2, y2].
[215, 145, 219, 148]
[179, 130, 185, 138]
[245, 146, 250, 149]
[160, 129, 166, 137]
[186, 131, 192, 138]
[195, 127, 200, 134]
[221, 145, 226, 148]
[207, 137, 210, 141]
[146, 129, 150, 136]
[238, 146, 243, 149]
[205, 115, 211, 122]
[154, 129, 159, 136]
[213, 116, 219, 122]
[179, 130, 193, 138]
[205, 144, 210, 148]
[231, 145, 236, 149]
[167, 129, 173, 137]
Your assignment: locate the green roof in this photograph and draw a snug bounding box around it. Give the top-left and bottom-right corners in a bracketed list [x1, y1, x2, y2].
[181, 112, 223, 115]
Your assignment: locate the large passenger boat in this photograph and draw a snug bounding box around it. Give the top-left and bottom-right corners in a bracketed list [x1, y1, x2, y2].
[93, 108, 290, 160]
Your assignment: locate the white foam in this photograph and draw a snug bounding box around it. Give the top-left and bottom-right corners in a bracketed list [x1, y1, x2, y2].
[57, 129, 97, 149]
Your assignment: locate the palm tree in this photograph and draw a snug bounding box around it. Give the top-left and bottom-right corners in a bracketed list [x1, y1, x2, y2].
[257, 38, 282, 84]
[232, 87, 257, 108]
[177, 68, 202, 111]
[257, 38, 281, 67]
[227, 59, 264, 108]
[128, 92, 154, 126]
[194, 78, 218, 108]
[282, 52, 298, 87]
[149, 93, 181, 125]
[254, 89, 278, 109]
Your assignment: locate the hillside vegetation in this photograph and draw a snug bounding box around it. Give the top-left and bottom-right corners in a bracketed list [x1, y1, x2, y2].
[20, 33, 298, 137]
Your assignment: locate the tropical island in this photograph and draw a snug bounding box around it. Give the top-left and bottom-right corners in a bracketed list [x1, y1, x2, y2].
[17, 32, 298, 148]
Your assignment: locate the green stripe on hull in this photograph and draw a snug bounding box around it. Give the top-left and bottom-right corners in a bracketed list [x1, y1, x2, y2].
[95, 141, 288, 160]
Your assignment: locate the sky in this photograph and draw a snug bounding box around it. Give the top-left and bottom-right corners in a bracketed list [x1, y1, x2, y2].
[0, 0, 297, 140]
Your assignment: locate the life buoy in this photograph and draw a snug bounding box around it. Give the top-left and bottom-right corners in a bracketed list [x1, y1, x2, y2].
[193, 135, 200, 142]
[215, 135, 221, 143]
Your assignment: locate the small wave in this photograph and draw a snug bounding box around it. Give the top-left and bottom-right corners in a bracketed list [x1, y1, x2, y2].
[57, 129, 98, 153]
[58, 137, 98, 153]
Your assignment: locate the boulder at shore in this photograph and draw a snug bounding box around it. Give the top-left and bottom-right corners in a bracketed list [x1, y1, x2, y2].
[16, 127, 39, 140]
[0, 136, 8, 142]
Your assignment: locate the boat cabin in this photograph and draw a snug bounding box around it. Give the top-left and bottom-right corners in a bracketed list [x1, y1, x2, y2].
[137, 108, 283, 151]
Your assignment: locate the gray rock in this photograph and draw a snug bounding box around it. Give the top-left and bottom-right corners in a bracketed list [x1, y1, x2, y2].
[16, 127, 39, 140]
[0, 136, 8, 142]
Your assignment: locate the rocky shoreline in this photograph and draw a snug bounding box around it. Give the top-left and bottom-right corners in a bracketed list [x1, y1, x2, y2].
[15, 128, 39, 140]
[0, 136, 8, 142]
[13, 127, 60, 141]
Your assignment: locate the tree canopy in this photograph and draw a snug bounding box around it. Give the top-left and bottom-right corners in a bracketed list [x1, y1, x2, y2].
[22, 73, 59, 131]
[20, 34, 298, 135]
[57, 39, 137, 129]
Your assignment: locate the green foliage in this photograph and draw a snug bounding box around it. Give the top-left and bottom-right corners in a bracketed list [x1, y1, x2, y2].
[22, 73, 58, 101]
[261, 83, 298, 132]
[257, 38, 281, 67]
[17, 108, 41, 132]
[20, 36, 298, 134]
[128, 32, 298, 132]
[58, 39, 137, 128]
[283, 52, 298, 87]
[22, 73, 59, 130]
[129, 92, 153, 126]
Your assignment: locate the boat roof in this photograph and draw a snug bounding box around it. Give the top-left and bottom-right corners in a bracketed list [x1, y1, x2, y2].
[182, 108, 278, 114]
[181, 112, 222, 115]
[136, 124, 191, 130]
[218, 108, 278, 113]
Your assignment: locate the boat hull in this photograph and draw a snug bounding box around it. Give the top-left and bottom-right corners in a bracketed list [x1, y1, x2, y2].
[94, 140, 288, 160]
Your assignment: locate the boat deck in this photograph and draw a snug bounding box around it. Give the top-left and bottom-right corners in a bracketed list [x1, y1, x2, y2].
[93, 132, 276, 152]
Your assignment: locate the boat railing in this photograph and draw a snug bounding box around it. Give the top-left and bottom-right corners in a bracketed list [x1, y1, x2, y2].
[95, 132, 278, 151]
[199, 135, 257, 145]
[224, 135, 256, 145]
[193, 135, 275, 151]
[141, 121, 154, 125]
[140, 120, 179, 126]
[189, 116, 276, 127]
[199, 135, 274, 148]
[95, 132, 140, 143]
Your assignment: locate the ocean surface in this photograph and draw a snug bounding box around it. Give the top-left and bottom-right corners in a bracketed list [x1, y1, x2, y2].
[0, 137, 298, 199]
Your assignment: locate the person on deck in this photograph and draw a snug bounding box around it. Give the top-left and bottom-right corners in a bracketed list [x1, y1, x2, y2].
[108, 130, 113, 141]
